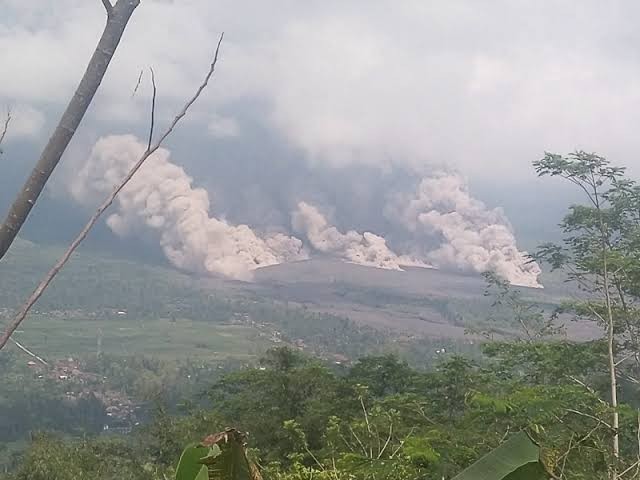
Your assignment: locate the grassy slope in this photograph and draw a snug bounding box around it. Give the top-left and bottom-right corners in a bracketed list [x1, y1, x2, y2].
[0, 240, 271, 361]
[0, 239, 599, 364]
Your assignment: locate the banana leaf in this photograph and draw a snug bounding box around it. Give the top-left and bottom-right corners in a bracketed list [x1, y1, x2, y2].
[452, 432, 549, 480]
[175, 429, 262, 480]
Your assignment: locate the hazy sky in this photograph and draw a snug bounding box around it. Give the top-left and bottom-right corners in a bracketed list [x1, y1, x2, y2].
[4, 1, 640, 171]
[2, 0, 639, 255]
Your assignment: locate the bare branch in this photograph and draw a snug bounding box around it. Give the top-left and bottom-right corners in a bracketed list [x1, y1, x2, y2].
[152, 32, 224, 148]
[566, 408, 614, 431]
[131, 68, 144, 98]
[556, 425, 602, 477]
[147, 67, 157, 151]
[347, 424, 368, 457]
[619, 460, 640, 478]
[0, 33, 224, 351]
[10, 337, 48, 365]
[559, 432, 574, 479]
[101, 0, 113, 15]
[377, 422, 393, 459]
[389, 427, 415, 459]
[567, 375, 608, 406]
[0, 108, 11, 152]
[615, 352, 637, 367]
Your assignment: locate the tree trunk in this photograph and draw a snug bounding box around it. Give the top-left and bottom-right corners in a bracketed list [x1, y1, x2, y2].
[604, 259, 620, 480]
[597, 199, 620, 479]
[0, 0, 140, 261]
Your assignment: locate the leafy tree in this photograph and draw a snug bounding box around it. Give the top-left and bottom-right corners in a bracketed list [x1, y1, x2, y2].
[347, 354, 416, 397]
[533, 151, 640, 478]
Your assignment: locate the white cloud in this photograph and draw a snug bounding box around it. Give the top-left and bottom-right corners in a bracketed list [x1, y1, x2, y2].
[3, 104, 45, 139]
[4, 0, 640, 180]
[207, 114, 239, 138]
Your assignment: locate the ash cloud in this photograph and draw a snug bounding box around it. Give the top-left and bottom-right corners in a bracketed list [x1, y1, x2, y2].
[385, 172, 542, 288]
[292, 201, 426, 271]
[70, 135, 307, 280]
[68, 136, 541, 287]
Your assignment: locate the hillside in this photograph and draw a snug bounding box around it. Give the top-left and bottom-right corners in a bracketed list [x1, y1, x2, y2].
[0, 239, 599, 366]
[250, 259, 598, 340]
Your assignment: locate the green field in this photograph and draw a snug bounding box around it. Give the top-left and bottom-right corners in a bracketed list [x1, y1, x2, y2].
[9, 315, 274, 361]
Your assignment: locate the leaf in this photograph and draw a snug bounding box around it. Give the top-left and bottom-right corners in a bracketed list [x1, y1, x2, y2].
[175, 444, 210, 480]
[200, 429, 263, 480]
[452, 432, 549, 480]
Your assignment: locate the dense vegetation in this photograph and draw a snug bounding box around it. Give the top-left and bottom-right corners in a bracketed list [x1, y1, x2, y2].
[1, 341, 636, 479]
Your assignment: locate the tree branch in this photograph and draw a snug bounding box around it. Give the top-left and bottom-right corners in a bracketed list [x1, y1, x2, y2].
[567, 375, 608, 407]
[0, 32, 224, 351]
[10, 337, 48, 365]
[566, 408, 613, 431]
[0, 0, 139, 262]
[0, 108, 11, 151]
[101, 0, 113, 16]
[131, 68, 144, 98]
[147, 67, 157, 151]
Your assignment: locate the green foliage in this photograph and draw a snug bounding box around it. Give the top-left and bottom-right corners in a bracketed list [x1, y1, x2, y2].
[8, 433, 153, 480]
[3, 345, 636, 479]
[175, 430, 261, 480]
[451, 432, 548, 480]
[347, 354, 416, 397]
[175, 444, 210, 480]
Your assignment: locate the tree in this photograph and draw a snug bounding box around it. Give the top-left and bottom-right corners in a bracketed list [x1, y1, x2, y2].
[0, 0, 140, 261]
[482, 271, 563, 342]
[347, 354, 415, 397]
[533, 151, 640, 479]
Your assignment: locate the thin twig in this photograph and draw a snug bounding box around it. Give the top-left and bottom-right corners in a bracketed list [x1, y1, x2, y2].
[567, 375, 609, 406]
[131, 69, 144, 98]
[566, 408, 614, 431]
[389, 427, 415, 459]
[359, 394, 373, 458]
[0, 108, 11, 150]
[499, 426, 511, 444]
[304, 445, 326, 473]
[0, 32, 225, 351]
[377, 422, 393, 459]
[615, 352, 637, 367]
[619, 460, 640, 478]
[554, 422, 602, 468]
[347, 425, 368, 457]
[10, 337, 48, 365]
[147, 67, 157, 152]
[559, 433, 574, 479]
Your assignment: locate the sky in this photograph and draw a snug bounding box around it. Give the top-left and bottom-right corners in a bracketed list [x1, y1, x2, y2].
[1, 0, 639, 281]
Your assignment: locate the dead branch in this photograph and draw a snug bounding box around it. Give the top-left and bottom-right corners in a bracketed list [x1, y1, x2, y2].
[131, 68, 144, 98]
[619, 460, 640, 478]
[0, 33, 224, 352]
[0, 108, 11, 152]
[10, 337, 48, 365]
[147, 67, 157, 151]
[566, 408, 614, 431]
[567, 375, 608, 407]
[0, 0, 140, 262]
